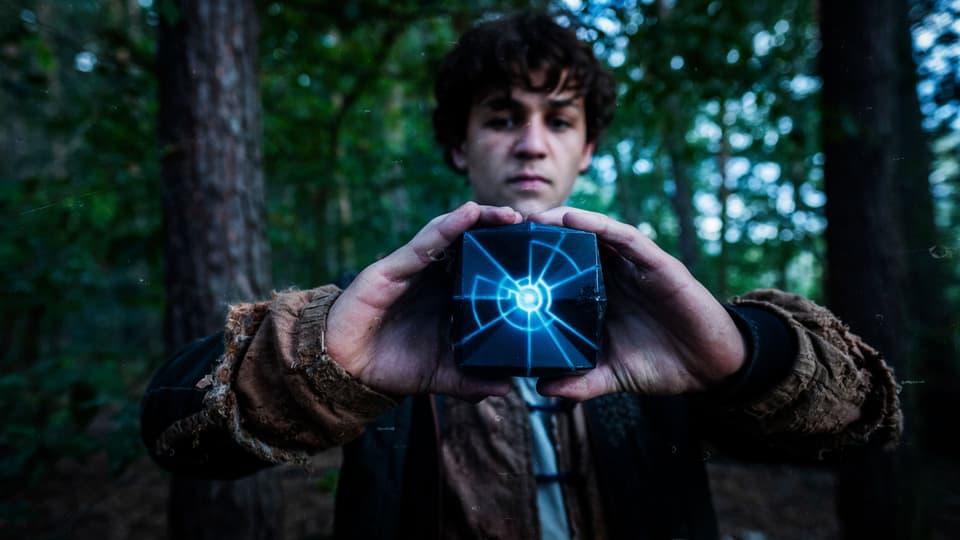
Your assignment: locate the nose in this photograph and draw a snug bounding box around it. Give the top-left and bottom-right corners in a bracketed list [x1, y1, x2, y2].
[513, 119, 548, 160]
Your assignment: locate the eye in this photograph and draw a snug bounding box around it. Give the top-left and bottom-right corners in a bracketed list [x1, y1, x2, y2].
[485, 116, 516, 130]
[547, 117, 573, 130]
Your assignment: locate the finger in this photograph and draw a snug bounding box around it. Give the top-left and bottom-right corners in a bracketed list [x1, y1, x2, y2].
[329, 205, 477, 320]
[384, 203, 521, 282]
[385, 202, 480, 279]
[535, 368, 617, 401]
[532, 207, 650, 253]
[526, 205, 577, 226]
[559, 210, 676, 273]
[530, 207, 647, 253]
[531, 207, 675, 278]
[476, 205, 524, 227]
[341, 204, 520, 314]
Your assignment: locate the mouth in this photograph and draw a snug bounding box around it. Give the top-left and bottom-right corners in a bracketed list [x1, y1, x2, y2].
[507, 174, 551, 189]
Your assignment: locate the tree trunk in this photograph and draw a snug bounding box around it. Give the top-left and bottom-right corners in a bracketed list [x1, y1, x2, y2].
[716, 102, 731, 299]
[664, 96, 699, 273]
[890, 0, 958, 455]
[157, 1, 281, 539]
[614, 152, 641, 228]
[820, 0, 925, 537]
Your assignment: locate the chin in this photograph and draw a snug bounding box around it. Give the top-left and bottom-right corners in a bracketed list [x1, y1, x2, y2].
[509, 200, 551, 217]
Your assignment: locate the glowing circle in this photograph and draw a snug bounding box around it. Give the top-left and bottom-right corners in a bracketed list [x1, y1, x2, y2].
[496, 277, 553, 331]
[455, 226, 604, 375]
[458, 229, 600, 365]
[516, 286, 543, 312]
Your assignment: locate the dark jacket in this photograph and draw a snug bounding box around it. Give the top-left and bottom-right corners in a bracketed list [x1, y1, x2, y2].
[141, 287, 902, 539]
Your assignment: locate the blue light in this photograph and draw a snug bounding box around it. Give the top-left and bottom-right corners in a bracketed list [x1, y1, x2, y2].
[497, 277, 552, 328]
[455, 228, 600, 374]
[516, 286, 542, 312]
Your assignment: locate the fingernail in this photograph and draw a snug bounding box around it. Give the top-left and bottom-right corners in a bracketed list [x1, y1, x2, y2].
[426, 248, 448, 261]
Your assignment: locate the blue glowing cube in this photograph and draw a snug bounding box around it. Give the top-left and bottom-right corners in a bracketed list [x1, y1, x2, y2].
[452, 222, 606, 377]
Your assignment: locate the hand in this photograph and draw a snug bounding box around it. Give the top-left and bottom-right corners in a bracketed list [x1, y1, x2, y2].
[324, 202, 522, 400]
[527, 207, 747, 400]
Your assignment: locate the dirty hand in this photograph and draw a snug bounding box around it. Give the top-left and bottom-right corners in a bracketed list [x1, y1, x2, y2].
[325, 202, 521, 400]
[528, 207, 747, 400]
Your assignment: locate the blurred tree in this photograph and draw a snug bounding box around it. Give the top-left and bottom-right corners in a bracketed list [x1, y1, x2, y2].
[905, 0, 960, 457]
[257, 0, 538, 287]
[820, 0, 939, 537]
[0, 0, 956, 537]
[157, 0, 280, 539]
[1, 1, 162, 530]
[572, 0, 825, 299]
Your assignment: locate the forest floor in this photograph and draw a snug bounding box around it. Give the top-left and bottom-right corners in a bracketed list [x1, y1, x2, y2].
[7, 446, 960, 539]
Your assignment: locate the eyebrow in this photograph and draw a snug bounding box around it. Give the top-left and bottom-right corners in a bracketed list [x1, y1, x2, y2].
[479, 95, 580, 111]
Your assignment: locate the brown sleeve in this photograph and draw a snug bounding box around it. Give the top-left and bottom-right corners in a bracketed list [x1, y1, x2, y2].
[201, 285, 397, 465]
[708, 288, 902, 459]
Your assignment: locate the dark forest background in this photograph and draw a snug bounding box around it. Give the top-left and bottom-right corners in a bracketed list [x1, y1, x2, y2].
[1, 0, 958, 538]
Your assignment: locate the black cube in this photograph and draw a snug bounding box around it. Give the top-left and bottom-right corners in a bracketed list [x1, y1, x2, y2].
[452, 222, 606, 377]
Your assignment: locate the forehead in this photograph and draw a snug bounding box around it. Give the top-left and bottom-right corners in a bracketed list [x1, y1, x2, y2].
[471, 68, 584, 108]
[472, 84, 584, 111]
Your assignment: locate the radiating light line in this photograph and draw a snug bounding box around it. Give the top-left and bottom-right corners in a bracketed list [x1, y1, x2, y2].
[548, 309, 599, 350]
[537, 310, 576, 369]
[466, 234, 515, 282]
[459, 229, 598, 370]
[535, 235, 571, 283]
[546, 264, 599, 290]
[457, 304, 520, 346]
[526, 310, 533, 376]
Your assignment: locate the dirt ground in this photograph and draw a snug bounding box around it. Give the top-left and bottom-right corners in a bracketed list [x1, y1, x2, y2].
[7, 447, 959, 539]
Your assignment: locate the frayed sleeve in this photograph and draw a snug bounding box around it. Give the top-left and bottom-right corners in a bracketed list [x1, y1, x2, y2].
[699, 289, 902, 460]
[143, 286, 396, 476]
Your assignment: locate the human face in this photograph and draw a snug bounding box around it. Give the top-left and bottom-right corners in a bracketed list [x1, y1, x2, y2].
[452, 77, 595, 217]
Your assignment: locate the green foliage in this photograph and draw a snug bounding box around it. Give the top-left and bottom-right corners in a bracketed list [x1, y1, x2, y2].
[912, 0, 960, 317]
[565, 0, 828, 299]
[259, 0, 534, 284]
[0, 0, 162, 504]
[0, 0, 956, 525]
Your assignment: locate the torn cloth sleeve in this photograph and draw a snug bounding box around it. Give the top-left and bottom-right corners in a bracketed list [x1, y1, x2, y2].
[140, 286, 396, 479]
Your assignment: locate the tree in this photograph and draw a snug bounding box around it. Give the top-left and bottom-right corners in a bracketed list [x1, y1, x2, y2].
[902, 0, 960, 458]
[820, 0, 933, 537]
[157, 1, 280, 539]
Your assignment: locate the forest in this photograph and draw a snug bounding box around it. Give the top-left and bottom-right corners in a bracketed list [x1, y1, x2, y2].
[1, 0, 958, 538]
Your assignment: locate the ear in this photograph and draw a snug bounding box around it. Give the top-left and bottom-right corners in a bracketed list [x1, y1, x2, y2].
[452, 144, 468, 172]
[578, 141, 596, 173]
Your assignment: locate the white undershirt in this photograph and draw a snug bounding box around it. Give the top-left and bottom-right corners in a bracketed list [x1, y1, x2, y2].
[516, 378, 571, 540]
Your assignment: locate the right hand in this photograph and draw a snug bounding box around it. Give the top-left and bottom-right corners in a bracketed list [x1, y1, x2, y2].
[324, 202, 522, 400]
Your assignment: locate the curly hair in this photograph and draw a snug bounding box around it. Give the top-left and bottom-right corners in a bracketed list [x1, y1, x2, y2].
[433, 12, 617, 172]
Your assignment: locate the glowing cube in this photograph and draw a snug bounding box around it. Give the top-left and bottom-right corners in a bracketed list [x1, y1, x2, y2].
[452, 222, 606, 377]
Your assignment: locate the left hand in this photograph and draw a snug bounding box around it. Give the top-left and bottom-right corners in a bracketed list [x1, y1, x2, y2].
[325, 202, 521, 401]
[527, 207, 747, 400]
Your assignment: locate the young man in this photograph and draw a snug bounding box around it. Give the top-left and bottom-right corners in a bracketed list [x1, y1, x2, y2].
[142, 13, 902, 539]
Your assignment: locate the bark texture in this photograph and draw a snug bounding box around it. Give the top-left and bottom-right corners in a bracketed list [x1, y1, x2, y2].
[820, 0, 927, 537]
[159, 0, 270, 347]
[157, 1, 280, 538]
